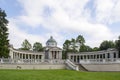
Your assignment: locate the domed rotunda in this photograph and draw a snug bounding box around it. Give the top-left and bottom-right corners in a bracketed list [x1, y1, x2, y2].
[46, 36, 57, 47]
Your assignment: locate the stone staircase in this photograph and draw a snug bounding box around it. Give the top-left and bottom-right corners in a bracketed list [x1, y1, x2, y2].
[65, 59, 79, 71]
[78, 64, 88, 71]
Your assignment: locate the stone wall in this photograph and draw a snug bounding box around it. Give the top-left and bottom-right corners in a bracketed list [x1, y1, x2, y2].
[0, 64, 66, 69]
[81, 63, 120, 71]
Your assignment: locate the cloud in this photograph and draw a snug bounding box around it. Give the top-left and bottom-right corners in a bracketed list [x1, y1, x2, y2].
[8, 18, 46, 48]
[94, 0, 120, 24]
[7, 0, 120, 48]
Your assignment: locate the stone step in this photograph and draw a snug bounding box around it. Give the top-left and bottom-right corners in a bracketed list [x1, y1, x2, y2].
[78, 64, 88, 71]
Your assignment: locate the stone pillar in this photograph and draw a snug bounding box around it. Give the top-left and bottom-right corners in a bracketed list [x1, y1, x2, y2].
[72, 55, 74, 62]
[50, 51, 52, 59]
[13, 52, 15, 59]
[31, 54, 32, 59]
[14, 52, 16, 59]
[116, 52, 118, 58]
[15, 53, 16, 59]
[21, 53, 23, 59]
[24, 54, 26, 59]
[38, 55, 39, 59]
[17, 53, 19, 59]
[59, 51, 62, 59]
[95, 55, 97, 59]
[18, 53, 20, 59]
[41, 55, 42, 59]
[53, 51, 55, 59]
[56, 51, 58, 59]
[36, 55, 37, 59]
[57, 51, 59, 59]
[28, 54, 30, 59]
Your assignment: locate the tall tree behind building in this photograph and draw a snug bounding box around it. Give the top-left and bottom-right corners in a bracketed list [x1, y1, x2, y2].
[20, 39, 32, 50]
[99, 40, 115, 50]
[33, 42, 43, 52]
[0, 8, 9, 58]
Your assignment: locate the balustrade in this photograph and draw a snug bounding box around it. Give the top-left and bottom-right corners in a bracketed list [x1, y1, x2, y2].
[0, 58, 65, 64]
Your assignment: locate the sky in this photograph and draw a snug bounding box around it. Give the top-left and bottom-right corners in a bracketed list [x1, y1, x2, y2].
[0, 0, 120, 48]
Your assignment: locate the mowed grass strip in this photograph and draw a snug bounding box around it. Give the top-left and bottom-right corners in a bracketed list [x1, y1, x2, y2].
[0, 69, 120, 80]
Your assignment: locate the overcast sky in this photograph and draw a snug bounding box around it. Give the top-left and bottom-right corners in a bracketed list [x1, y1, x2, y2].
[0, 0, 120, 48]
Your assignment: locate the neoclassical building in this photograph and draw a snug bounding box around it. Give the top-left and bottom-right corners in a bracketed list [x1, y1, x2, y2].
[67, 48, 120, 64]
[1, 36, 120, 71]
[9, 36, 62, 60]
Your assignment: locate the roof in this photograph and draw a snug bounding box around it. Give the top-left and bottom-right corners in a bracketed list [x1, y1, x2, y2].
[45, 46, 62, 51]
[10, 47, 44, 54]
[46, 36, 57, 44]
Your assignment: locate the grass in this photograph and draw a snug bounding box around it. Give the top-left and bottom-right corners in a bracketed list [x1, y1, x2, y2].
[0, 69, 120, 80]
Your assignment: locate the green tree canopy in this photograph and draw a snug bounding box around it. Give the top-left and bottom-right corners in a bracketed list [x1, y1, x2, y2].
[62, 35, 86, 58]
[99, 40, 115, 50]
[0, 8, 9, 58]
[76, 35, 85, 45]
[80, 44, 92, 52]
[63, 40, 71, 59]
[92, 47, 100, 51]
[33, 42, 43, 52]
[20, 39, 32, 50]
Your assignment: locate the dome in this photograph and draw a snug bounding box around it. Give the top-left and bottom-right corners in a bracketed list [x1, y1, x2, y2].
[46, 36, 57, 47]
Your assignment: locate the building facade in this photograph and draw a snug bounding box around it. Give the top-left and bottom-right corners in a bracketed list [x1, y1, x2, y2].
[9, 36, 120, 64]
[9, 36, 62, 60]
[68, 48, 120, 64]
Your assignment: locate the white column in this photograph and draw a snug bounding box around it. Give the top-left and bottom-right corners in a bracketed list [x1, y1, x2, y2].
[50, 51, 52, 59]
[24, 54, 26, 59]
[38, 55, 40, 59]
[13, 53, 15, 59]
[14, 53, 16, 59]
[56, 51, 58, 59]
[28, 54, 30, 59]
[53, 51, 54, 59]
[18, 53, 20, 59]
[58, 51, 59, 59]
[35, 55, 37, 59]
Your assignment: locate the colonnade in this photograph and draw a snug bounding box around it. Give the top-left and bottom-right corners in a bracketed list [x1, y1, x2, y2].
[12, 52, 44, 60]
[51, 51, 61, 59]
[68, 51, 119, 63]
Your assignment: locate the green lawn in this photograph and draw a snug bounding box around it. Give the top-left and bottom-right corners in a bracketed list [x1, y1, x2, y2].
[0, 69, 120, 80]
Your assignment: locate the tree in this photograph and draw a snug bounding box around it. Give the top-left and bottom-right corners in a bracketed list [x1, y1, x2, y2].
[76, 35, 85, 45]
[33, 42, 43, 52]
[76, 35, 85, 52]
[80, 44, 92, 52]
[20, 39, 32, 50]
[92, 47, 100, 51]
[0, 8, 9, 58]
[62, 35, 86, 58]
[63, 40, 71, 59]
[70, 38, 77, 52]
[99, 40, 115, 50]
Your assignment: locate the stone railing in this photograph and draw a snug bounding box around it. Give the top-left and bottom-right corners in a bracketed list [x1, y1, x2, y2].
[79, 58, 120, 64]
[65, 59, 79, 71]
[0, 58, 65, 64]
